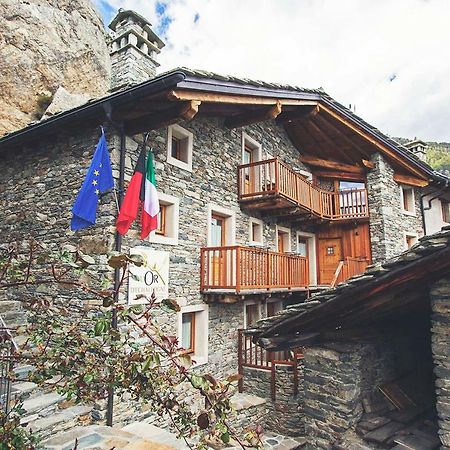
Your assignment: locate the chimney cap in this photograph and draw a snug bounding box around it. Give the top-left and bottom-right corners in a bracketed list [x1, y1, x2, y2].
[405, 139, 427, 149]
[108, 9, 165, 49]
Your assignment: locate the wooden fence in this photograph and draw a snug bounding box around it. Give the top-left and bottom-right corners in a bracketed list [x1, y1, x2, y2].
[238, 329, 302, 400]
[238, 158, 368, 220]
[200, 246, 309, 292]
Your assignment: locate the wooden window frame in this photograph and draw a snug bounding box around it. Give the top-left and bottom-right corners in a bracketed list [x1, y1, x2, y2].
[155, 204, 167, 236]
[442, 200, 450, 223]
[211, 213, 226, 247]
[181, 312, 196, 354]
[400, 185, 415, 215]
[171, 136, 182, 160]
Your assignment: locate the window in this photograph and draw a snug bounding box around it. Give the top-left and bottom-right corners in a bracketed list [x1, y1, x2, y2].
[245, 303, 261, 328]
[296, 231, 317, 285]
[148, 192, 179, 246]
[400, 186, 415, 215]
[404, 232, 418, 250]
[155, 205, 166, 236]
[276, 226, 291, 253]
[297, 238, 308, 257]
[207, 204, 236, 247]
[442, 200, 450, 223]
[242, 133, 262, 164]
[181, 312, 195, 354]
[267, 300, 283, 318]
[249, 217, 263, 245]
[167, 124, 193, 172]
[178, 305, 208, 365]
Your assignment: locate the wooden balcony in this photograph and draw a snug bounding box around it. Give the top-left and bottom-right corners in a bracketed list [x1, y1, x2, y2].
[200, 246, 309, 293]
[238, 158, 369, 221]
[330, 257, 370, 287]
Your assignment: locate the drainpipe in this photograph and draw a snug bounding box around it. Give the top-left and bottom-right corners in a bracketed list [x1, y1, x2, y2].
[106, 123, 126, 427]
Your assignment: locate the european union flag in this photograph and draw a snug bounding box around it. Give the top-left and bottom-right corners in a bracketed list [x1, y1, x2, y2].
[71, 132, 114, 231]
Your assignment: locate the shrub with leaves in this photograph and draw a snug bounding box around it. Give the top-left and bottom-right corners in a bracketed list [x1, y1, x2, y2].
[0, 241, 262, 449]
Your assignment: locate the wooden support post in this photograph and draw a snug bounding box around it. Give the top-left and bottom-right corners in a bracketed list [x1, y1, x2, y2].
[236, 247, 241, 293]
[238, 330, 244, 393]
[270, 352, 276, 401]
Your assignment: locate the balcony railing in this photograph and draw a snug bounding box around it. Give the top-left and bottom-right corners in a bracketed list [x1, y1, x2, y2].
[237, 158, 369, 220]
[238, 329, 302, 400]
[330, 257, 370, 287]
[200, 246, 309, 293]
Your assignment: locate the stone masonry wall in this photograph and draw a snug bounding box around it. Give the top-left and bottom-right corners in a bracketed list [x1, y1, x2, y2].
[303, 336, 416, 449]
[430, 275, 450, 450]
[367, 152, 424, 262]
[242, 363, 304, 436]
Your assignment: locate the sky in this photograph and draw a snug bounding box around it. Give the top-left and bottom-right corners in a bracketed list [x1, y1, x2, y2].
[93, 0, 450, 142]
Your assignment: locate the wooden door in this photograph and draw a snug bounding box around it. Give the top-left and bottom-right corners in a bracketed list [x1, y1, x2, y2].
[211, 214, 226, 286]
[277, 231, 287, 286]
[318, 238, 342, 285]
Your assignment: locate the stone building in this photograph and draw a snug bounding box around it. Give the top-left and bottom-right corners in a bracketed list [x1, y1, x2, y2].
[1, 7, 450, 441]
[249, 226, 450, 449]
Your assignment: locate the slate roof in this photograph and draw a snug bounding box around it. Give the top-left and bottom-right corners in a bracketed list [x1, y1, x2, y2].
[0, 66, 448, 185]
[246, 225, 450, 347]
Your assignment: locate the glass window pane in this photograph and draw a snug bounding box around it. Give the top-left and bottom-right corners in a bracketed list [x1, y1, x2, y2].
[182, 313, 194, 351]
[298, 239, 308, 257]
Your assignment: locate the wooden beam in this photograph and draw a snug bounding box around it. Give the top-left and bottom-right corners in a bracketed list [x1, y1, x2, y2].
[393, 173, 429, 187]
[124, 100, 201, 135]
[314, 113, 372, 160]
[318, 103, 428, 179]
[225, 101, 282, 128]
[362, 159, 375, 169]
[167, 89, 318, 106]
[276, 105, 319, 123]
[312, 170, 366, 181]
[299, 155, 366, 174]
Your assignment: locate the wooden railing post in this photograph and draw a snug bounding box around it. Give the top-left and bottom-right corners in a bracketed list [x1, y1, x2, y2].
[238, 330, 244, 393]
[236, 247, 241, 293]
[293, 351, 298, 397]
[274, 159, 280, 194]
[200, 248, 204, 291]
[270, 352, 276, 401]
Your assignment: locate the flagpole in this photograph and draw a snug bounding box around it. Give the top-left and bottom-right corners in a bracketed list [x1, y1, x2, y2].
[106, 125, 126, 427]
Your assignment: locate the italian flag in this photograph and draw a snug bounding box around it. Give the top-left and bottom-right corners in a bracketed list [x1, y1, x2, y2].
[140, 151, 159, 239]
[116, 149, 159, 238]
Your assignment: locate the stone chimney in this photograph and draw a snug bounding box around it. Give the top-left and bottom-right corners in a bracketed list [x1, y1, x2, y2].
[108, 9, 165, 92]
[405, 139, 427, 162]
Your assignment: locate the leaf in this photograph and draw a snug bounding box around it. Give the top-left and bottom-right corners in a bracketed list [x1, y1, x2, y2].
[83, 373, 93, 383]
[226, 373, 242, 383]
[204, 373, 218, 387]
[62, 245, 77, 253]
[197, 412, 209, 430]
[78, 253, 95, 268]
[160, 298, 180, 313]
[94, 321, 105, 336]
[221, 432, 230, 444]
[107, 254, 128, 269]
[128, 254, 144, 267]
[175, 354, 192, 370]
[191, 374, 205, 389]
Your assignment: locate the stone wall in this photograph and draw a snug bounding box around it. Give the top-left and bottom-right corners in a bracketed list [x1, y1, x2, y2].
[430, 275, 450, 450]
[242, 363, 304, 436]
[303, 335, 418, 449]
[367, 152, 424, 262]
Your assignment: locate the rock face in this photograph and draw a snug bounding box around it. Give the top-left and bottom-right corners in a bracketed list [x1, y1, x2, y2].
[0, 0, 111, 136]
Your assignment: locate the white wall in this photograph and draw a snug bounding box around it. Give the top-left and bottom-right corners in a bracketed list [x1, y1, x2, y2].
[424, 195, 449, 235]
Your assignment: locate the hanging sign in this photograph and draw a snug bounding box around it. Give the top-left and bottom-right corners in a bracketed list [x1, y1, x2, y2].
[128, 247, 169, 304]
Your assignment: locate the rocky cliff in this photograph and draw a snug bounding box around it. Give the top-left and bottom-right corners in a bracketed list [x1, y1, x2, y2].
[0, 0, 111, 136]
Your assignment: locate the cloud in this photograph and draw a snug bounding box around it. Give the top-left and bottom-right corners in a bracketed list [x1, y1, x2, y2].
[93, 0, 450, 141]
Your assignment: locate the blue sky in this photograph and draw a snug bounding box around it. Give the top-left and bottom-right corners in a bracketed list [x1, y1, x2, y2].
[92, 0, 450, 142]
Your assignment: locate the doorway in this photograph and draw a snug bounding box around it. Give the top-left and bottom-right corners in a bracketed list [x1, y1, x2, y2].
[318, 237, 342, 285]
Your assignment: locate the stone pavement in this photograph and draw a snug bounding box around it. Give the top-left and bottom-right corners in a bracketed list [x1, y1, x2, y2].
[41, 422, 306, 449]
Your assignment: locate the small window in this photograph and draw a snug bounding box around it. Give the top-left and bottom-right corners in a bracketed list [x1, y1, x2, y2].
[155, 205, 166, 236]
[267, 300, 283, 318]
[245, 303, 260, 328]
[178, 305, 208, 365]
[327, 246, 335, 256]
[149, 193, 179, 246]
[297, 238, 308, 257]
[442, 200, 450, 223]
[249, 218, 263, 245]
[405, 233, 418, 249]
[167, 124, 193, 171]
[181, 312, 195, 354]
[401, 186, 415, 215]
